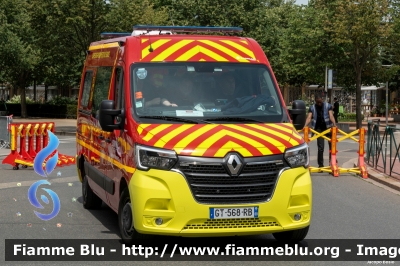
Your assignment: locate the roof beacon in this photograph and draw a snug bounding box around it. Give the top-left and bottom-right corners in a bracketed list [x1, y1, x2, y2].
[132, 25, 243, 34]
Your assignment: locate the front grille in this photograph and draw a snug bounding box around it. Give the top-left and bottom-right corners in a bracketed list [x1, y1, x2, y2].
[183, 218, 280, 230]
[177, 156, 286, 204]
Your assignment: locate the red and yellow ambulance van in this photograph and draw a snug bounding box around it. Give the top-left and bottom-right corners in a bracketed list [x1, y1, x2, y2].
[76, 25, 309, 244]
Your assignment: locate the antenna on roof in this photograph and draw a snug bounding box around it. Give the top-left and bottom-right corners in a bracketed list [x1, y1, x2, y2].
[148, 37, 154, 52]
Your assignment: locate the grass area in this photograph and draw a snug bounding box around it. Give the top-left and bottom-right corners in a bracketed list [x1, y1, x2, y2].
[338, 118, 356, 122]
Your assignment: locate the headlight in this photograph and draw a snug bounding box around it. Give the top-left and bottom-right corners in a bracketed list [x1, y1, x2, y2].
[284, 143, 309, 168]
[135, 145, 178, 171]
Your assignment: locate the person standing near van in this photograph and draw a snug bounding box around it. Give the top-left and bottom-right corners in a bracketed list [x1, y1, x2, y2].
[304, 94, 337, 168]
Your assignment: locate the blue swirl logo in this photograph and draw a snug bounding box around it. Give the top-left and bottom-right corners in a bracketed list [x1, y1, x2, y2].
[30, 130, 61, 221]
[28, 180, 60, 221]
[34, 130, 59, 177]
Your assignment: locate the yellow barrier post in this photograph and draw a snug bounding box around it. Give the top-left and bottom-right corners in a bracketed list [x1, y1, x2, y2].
[300, 125, 368, 178]
[330, 127, 339, 177]
[304, 127, 309, 144]
[358, 128, 368, 178]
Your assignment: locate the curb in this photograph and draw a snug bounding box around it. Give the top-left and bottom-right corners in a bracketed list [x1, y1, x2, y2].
[366, 167, 400, 192]
[353, 161, 400, 192]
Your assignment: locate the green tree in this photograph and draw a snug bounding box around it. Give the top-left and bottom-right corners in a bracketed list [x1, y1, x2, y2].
[0, 0, 39, 117]
[167, 0, 267, 29]
[28, 0, 110, 99]
[106, 0, 169, 32]
[276, 5, 326, 86]
[316, 0, 393, 129]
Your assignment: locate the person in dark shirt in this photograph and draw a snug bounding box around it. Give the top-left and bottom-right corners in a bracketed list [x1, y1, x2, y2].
[163, 78, 197, 107]
[143, 72, 176, 107]
[333, 97, 339, 123]
[216, 72, 238, 102]
[304, 94, 337, 168]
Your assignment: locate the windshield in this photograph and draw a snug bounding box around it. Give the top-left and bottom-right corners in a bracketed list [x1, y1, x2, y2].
[131, 63, 284, 123]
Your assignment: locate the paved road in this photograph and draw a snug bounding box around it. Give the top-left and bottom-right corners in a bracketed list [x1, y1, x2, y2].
[0, 137, 399, 266]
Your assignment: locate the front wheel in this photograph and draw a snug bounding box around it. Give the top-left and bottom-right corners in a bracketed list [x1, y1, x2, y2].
[272, 226, 309, 242]
[82, 175, 102, 209]
[118, 188, 150, 244]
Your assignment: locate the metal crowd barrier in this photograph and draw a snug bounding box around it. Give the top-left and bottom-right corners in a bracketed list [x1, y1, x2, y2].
[0, 115, 13, 149]
[300, 126, 368, 178]
[1, 122, 75, 170]
[366, 120, 400, 177]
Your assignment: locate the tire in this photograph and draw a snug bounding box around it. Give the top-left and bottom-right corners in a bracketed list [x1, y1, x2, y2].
[82, 175, 102, 209]
[272, 226, 309, 242]
[118, 188, 150, 244]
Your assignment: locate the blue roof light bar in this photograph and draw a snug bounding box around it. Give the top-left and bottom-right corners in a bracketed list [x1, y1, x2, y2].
[132, 25, 243, 33]
[100, 32, 131, 39]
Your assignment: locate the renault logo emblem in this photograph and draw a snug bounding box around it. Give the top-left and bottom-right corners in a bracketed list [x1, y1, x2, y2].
[226, 154, 243, 175]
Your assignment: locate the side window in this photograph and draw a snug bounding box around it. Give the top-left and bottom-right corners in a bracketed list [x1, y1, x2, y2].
[92, 67, 113, 117]
[259, 69, 282, 114]
[80, 71, 93, 107]
[114, 67, 123, 110]
[259, 69, 276, 98]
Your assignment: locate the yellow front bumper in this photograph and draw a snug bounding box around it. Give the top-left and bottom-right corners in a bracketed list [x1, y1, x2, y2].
[129, 167, 311, 237]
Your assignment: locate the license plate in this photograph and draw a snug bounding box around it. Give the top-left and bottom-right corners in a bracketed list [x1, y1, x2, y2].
[210, 207, 258, 219]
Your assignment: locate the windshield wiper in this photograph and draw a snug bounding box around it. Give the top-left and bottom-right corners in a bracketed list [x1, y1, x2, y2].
[204, 117, 264, 123]
[138, 115, 217, 124]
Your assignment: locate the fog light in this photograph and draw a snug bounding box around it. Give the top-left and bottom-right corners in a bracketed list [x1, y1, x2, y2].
[294, 213, 301, 221]
[155, 218, 163, 225]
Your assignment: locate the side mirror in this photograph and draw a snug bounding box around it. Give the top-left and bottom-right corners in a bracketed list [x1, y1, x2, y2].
[99, 100, 124, 132]
[289, 100, 306, 131]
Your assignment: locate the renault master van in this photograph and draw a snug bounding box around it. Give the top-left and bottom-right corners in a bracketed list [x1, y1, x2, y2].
[76, 25, 309, 244]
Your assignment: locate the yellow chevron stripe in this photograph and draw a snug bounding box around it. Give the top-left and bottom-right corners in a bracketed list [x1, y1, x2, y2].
[137, 123, 161, 136]
[155, 124, 195, 147]
[264, 123, 293, 135]
[143, 124, 174, 142]
[268, 124, 302, 142]
[199, 40, 250, 62]
[174, 45, 200, 61]
[225, 124, 286, 150]
[197, 129, 274, 156]
[151, 40, 194, 61]
[142, 39, 171, 59]
[176, 45, 228, 61]
[220, 40, 255, 58]
[77, 139, 136, 173]
[89, 42, 120, 51]
[249, 124, 302, 146]
[214, 141, 250, 157]
[246, 124, 301, 146]
[173, 125, 217, 153]
[142, 39, 148, 43]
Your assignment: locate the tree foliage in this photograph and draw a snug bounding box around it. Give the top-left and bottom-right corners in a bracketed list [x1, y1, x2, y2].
[105, 0, 169, 32]
[315, 0, 393, 128]
[0, 0, 40, 117]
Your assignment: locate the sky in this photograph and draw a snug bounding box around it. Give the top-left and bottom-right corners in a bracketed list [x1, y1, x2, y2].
[295, 0, 309, 5]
